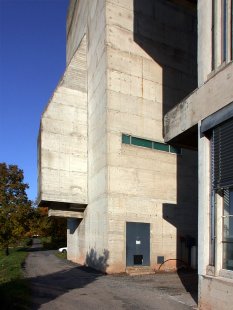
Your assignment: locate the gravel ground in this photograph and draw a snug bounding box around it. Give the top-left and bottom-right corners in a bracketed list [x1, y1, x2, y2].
[24, 239, 197, 310]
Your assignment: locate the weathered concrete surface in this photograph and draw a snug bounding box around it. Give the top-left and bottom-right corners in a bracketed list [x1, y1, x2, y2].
[198, 275, 233, 310]
[164, 62, 233, 142]
[39, 0, 198, 274]
[105, 0, 198, 272]
[66, 0, 109, 270]
[38, 36, 87, 205]
[197, 130, 233, 310]
[197, 0, 212, 86]
[48, 209, 84, 219]
[197, 128, 210, 277]
[24, 240, 197, 310]
[163, 1, 233, 309]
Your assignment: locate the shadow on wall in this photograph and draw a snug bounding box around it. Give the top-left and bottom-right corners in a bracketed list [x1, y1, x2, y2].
[133, 0, 198, 267]
[86, 248, 109, 273]
[133, 0, 198, 301]
[162, 149, 198, 304]
[68, 218, 82, 234]
[133, 0, 197, 124]
[163, 202, 197, 268]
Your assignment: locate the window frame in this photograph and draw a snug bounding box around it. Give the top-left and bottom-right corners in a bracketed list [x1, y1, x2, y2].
[122, 134, 182, 155]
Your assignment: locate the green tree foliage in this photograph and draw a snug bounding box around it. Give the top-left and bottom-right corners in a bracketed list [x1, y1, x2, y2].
[28, 206, 66, 245]
[0, 163, 32, 255]
[36, 207, 66, 241]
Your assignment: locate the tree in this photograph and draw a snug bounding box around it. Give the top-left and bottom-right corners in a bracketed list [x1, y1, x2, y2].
[0, 163, 32, 255]
[31, 206, 66, 241]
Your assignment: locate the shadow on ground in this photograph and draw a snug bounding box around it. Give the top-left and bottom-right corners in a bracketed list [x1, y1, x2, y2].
[1, 278, 30, 310]
[27, 265, 103, 309]
[177, 270, 198, 303]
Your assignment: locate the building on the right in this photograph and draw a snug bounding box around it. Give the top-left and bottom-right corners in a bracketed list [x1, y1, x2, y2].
[164, 1, 233, 309]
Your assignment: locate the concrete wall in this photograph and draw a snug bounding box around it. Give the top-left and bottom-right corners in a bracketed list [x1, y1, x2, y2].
[198, 0, 212, 86]
[164, 62, 233, 142]
[198, 123, 233, 309]
[198, 126, 211, 277]
[65, 0, 109, 272]
[199, 275, 233, 310]
[38, 36, 88, 205]
[165, 0, 233, 143]
[67, 218, 79, 262]
[66, 0, 88, 64]
[163, 1, 233, 308]
[40, 0, 198, 273]
[105, 0, 198, 272]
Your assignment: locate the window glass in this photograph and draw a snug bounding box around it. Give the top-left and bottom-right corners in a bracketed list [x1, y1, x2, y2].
[122, 134, 130, 144]
[121, 134, 181, 155]
[170, 146, 181, 154]
[153, 142, 169, 152]
[131, 137, 152, 149]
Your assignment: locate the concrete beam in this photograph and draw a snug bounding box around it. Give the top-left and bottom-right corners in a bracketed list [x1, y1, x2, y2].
[48, 209, 84, 219]
[164, 62, 233, 142]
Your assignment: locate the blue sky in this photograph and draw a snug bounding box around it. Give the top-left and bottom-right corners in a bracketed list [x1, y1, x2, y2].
[0, 0, 69, 201]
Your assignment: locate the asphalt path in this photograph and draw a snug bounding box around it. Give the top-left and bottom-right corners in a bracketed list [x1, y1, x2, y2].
[24, 239, 197, 310]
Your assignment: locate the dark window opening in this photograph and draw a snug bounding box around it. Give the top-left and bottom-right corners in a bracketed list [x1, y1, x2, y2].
[211, 117, 233, 270]
[134, 255, 143, 265]
[157, 256, 165, 264]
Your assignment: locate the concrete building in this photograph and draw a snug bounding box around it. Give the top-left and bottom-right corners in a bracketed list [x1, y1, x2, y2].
[38, 0, 198, 274]
[38, 0, 233, 308]
[164, 0, 233, 309]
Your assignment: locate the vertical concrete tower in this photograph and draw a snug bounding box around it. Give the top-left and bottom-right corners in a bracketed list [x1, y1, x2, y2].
[38, 0, 198, 274]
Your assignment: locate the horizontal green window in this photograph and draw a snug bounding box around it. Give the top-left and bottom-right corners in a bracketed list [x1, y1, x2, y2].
[131, 137, 152, 148]
[122, 134, 131, 144]
[153, 142, 169, 152]
[122, 134, 181, 155]
[170, 146, 181, 154]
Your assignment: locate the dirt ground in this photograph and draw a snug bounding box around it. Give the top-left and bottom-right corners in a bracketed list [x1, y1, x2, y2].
[24, 239, 198, 310]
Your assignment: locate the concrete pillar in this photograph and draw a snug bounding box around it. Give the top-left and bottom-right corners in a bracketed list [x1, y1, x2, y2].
[67, 218, 79, 262]
[213, 0, 222, 68]
[198, 121, 211, 276]
[198, 0, 212, 86]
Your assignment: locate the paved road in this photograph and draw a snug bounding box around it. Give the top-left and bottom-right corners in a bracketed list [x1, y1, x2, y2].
[24, 239, 197, 310]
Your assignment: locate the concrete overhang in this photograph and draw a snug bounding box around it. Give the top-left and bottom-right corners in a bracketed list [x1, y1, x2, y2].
[164, 61, 233, 145]
[38, 200, 87, 219]
[48, 209, 84, 219]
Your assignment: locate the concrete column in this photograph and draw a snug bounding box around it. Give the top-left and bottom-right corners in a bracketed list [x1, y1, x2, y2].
[215, 192, 223, 275]
[67, 218, 79, 262]
[198, 0, 212, 85]
[213, 0, 222, 68]
[198, 121, 211, 275]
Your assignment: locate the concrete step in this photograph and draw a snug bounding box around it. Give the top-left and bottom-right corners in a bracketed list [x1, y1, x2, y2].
[126, 266, 155, 276]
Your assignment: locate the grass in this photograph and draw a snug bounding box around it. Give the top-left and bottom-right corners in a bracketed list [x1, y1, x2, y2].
[0, 246, 31, 309]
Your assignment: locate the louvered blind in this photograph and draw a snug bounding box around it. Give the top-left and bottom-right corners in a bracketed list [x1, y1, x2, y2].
[212, 117, 233, 189]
